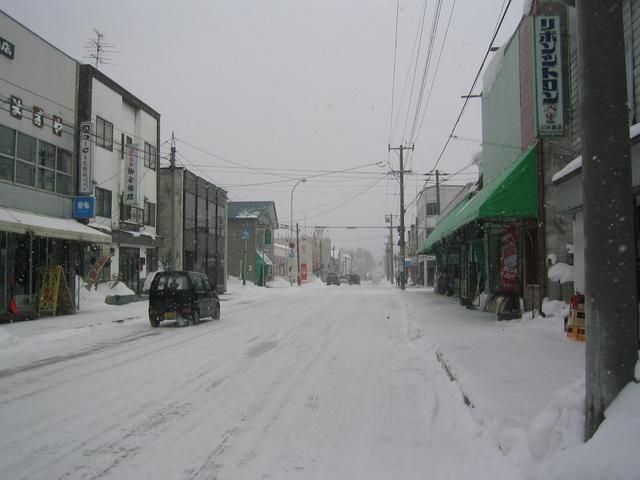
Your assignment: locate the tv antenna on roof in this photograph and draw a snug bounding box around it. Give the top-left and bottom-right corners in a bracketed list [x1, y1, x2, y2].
[84, 29, 120, 69]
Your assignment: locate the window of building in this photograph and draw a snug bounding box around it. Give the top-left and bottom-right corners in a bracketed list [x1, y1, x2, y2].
[37, 141, 56, 192]
[56, 148, 73, 195]
[0, 124, 74, 194]
[16, 132, 36, 186]
[425, 202, 439, 216]
[120, 133, 133, 159]
[144, 142, 157, 170]
[95, 187, 112, 217]
[96, 116, 114, 151]
[0, 124, 15, 181]
[144, 200, 156, 227]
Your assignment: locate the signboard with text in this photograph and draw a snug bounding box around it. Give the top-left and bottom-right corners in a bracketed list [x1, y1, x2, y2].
[79, 122, 93, 195]
[73, 196, 95, 219]
[123, 144, 139, 205]
[535, 16, 564, 136]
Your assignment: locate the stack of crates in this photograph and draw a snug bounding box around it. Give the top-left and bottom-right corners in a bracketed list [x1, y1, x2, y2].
[566, 294, 585, 341]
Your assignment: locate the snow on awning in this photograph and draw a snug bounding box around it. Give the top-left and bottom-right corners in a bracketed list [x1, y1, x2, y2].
[0, 207, 112, 244]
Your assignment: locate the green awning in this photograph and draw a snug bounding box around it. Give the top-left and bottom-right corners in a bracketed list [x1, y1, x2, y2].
[419, 146, 538, 254]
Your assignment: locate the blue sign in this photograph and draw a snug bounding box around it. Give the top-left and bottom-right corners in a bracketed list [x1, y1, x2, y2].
[240, 228, 251, 240]
[73, 196, 95, 219]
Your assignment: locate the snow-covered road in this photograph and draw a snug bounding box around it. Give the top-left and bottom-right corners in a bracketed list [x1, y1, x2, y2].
[0, 282, 519, 480]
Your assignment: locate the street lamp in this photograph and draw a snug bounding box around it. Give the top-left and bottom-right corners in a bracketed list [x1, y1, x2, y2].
[290, 178, 306, 285]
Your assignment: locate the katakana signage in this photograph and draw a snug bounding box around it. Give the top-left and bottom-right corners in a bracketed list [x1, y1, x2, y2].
[78, 122, 93, 195]
[535, 16, 564, 136]
[32, 106, 44, 128]
[123, 144, 140, 205]
[0, 36, 14, 59]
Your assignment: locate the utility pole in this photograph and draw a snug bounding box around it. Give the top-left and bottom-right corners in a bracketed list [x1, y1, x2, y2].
[389, 144, 414, 290]
[385, 214, 394, 283]
[296, 223, 302, 285]
[577, 1, 639, 439]
[435, 169, 441, 215]
[169, 132, 176, 271]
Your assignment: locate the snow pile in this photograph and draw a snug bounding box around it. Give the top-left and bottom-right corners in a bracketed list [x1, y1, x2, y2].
[548, 262, 573, 284]
[527, 379, 585, 474]
[531, 382, 640, 480]
[267, 276, 293, 288]
[552, 155, 582, 182]
[482, 45, 505, 96]
[542, 298, 570, 319]
[78, 278, 135, 311]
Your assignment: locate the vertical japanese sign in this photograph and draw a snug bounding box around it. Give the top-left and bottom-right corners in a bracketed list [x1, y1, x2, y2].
[500, 226, 519, 294]
[123, 144, 139, 205]
[79, 121, 93, 195]
[536, 16, 563, 135]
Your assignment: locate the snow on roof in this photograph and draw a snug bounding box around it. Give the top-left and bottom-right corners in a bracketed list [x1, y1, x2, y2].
[552, 155, 582, 183]
[553, 123, 640, 182]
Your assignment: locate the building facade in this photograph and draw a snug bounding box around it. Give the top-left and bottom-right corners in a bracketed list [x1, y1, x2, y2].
[77, 65, 162, 294]
[157, 167, 228, 293]
[227, 202, 278, 286]
[0, 12, 111, 317]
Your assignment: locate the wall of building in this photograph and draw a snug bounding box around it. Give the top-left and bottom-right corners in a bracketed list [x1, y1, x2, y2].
[158, 168, 185, 269]
[0, 12, 77, 217]
[481, 32, 523, 183]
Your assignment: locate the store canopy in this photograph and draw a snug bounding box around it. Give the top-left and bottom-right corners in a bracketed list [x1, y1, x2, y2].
[419, 146, 538, 254]
[0, 207, 112, 244]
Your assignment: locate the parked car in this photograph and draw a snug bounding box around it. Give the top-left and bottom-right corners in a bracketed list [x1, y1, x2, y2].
[148, 271, 220, 327]
[348, 274, 361, 285]
[326, 272, 340, 286]
[339, 274, 349, 284]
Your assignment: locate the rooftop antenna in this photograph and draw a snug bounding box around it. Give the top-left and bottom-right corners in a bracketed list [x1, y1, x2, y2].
[84, 29, 119, 69]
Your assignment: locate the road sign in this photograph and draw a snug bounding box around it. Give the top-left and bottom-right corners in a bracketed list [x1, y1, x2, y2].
[72, 196, 95, 219]
[241, 228, 250, 240]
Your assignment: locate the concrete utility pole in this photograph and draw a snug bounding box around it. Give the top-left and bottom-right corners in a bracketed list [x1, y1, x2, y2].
[389, 144, 414, 290]
[385, 214, 394, 283]
[169, 132, 176, 271]
[577, 0, 639, 440]
[435, 169, 441, 215]
[296, 223, 301, 286]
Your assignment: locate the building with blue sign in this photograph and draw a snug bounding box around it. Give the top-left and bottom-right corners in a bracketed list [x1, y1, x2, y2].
[0, 11, 111, 318]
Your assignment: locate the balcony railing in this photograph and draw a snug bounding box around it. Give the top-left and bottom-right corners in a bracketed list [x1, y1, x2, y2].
[121, 204, 144, 225]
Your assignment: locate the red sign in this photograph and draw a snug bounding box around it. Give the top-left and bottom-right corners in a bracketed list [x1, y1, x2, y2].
[300, 263, 308, 282]
[500, 227, 518, 294]
[88, 255, 111, 285]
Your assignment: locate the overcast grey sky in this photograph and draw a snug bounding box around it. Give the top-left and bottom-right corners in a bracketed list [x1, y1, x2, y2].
[1, 0, 527, 260]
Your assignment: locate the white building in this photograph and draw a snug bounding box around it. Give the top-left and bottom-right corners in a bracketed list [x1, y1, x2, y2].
[78, 65, 161, 293]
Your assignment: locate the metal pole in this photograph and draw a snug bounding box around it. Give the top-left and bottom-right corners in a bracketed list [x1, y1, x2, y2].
[296, 223, 301, 285]
[170, 132, 176, 270]
[399, 146, 406, 290]
[577, 0, 639, 439]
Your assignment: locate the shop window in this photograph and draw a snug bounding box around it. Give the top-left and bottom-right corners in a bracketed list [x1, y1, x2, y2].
[96, 116, 114, 151]
[17, 132, 36, 163]
[16, 160, 35, 186]
[0, 124, 15, 157]
[38, 141, 56, 169]
[56, 173, 72, 195]
[95, 187, 112, 217]
[144, 201, 156, 227]
[56, 148, 73, 174]
[37, 167, 55, 192]
[144, 142, 157, 169]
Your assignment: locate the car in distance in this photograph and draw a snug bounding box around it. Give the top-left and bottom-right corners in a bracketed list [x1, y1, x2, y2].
[326, 272, 340, 286]
[348, 274, 361, 285]
[148, 271, 220, 327]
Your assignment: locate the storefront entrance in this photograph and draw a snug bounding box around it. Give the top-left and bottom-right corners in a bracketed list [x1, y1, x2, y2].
[119, 247, 140, 294]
